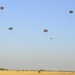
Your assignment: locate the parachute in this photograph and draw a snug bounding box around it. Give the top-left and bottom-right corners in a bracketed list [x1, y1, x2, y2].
[0, 6, 4, 13]
[8, 27, 13, 30]
[43, 29, 48, 37]
[69, 10, 73, 14]
[0, 6, 4, 10]
[43, 29, 48, 32]
[8, 27, 13, 36]
[50, 37, 53, 39]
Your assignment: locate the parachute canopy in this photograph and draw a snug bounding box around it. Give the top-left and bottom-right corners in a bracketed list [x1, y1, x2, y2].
[69, 10, 73, 14]
[50, 37, 53, 39]
[9, 27, 13, 30]
[43, 29, 48, 32]
[0, 6, 4, 10]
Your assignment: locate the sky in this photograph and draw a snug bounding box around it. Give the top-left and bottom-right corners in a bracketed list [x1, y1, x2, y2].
[0, 0, 75, 71]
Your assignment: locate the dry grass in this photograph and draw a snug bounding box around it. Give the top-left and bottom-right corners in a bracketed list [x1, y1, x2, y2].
[0, 71, 75, 75]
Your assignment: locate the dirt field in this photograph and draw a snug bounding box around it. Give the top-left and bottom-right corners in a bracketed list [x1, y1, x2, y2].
[0, 71, 75, 75]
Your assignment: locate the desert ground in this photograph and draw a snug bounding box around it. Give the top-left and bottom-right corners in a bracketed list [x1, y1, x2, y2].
[0, 71, 75, 75]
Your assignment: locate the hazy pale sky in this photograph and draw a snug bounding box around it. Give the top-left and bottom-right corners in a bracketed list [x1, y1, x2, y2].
[0, 0, 75, 71]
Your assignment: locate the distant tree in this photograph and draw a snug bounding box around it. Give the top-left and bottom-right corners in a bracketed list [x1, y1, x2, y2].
[22, 70, 25, 71]
[38, 70, 41, 73]
[40, 69, 45, 71]
[0, 68, 8, 71]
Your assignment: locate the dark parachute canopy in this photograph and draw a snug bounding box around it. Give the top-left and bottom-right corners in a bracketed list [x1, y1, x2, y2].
[0, 6, 4, 10]
[69, 10, 73, 14]
[50, 37, 53, 39]
[8, 27, 13, 30]
[43, 29, 48, 32]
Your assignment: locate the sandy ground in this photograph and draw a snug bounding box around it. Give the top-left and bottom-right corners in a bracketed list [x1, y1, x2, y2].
[0, 71, 75, 75]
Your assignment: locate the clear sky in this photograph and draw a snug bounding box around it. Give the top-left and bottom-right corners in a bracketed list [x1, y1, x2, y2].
[0, 0, 75, 71]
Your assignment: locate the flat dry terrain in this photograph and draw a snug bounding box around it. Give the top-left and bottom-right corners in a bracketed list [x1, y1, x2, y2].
[0, 71, 75, 75]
